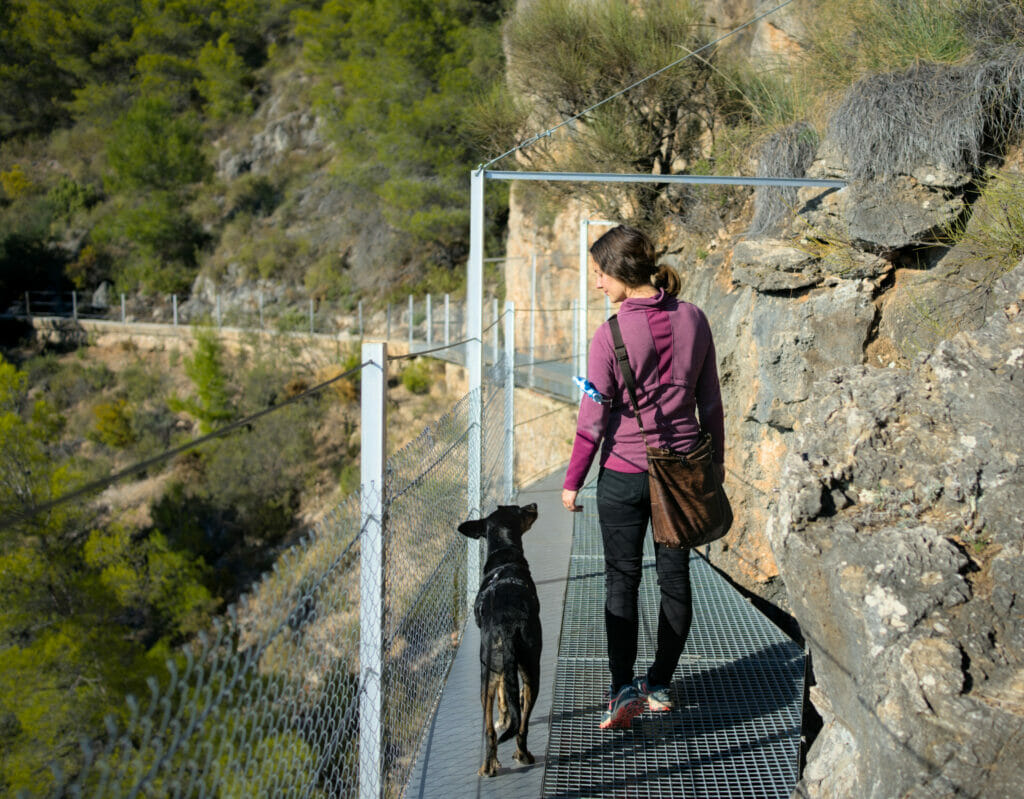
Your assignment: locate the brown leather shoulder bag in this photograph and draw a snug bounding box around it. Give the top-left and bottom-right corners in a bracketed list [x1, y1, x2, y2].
[607, 315, 733, 548]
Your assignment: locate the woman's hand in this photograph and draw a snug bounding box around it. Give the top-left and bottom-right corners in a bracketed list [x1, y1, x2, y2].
[562, 489, 582, 512]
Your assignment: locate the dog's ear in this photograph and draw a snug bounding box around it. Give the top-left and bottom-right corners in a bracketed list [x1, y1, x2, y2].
[458, 518, 487, 539]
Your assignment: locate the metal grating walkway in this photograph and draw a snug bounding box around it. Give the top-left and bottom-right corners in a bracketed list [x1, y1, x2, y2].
[403, 474, 805, 799]
[542, 484, 805, 798]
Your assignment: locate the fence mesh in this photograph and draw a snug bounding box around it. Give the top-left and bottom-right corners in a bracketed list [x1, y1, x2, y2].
[48, 375, 509, 798]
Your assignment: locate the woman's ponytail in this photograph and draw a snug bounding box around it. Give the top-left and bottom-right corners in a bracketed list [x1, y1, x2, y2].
[652, 264, 681, 297]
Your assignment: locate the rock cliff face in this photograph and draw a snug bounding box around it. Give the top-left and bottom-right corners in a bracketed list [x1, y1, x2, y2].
[503, 2, 1024, 793]
[770, 263, 1024, 797]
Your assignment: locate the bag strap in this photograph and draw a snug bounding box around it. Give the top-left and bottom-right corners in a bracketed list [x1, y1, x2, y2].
[607, 315, 650, 447]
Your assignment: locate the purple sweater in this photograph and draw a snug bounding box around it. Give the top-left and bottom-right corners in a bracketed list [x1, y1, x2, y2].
[563, 290, 725, 491]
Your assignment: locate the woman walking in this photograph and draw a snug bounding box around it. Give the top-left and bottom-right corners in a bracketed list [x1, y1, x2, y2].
[561, 225, 725, 730]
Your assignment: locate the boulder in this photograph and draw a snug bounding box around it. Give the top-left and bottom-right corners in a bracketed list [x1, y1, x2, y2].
[795, 176, 966, 251]
[770, 263, 1024, 798]
[731, 238, 822, 292]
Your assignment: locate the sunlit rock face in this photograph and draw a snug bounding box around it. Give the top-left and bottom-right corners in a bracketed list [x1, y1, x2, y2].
[770, 264, 1024, 798]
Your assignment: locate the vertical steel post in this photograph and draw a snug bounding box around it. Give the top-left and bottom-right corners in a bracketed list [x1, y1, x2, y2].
[173, 294, 178, 326]
[444, 294, 450, 347]
[467, 169, 484, 603]
[504, 300, 515, 502]
[571, 300, 579, 400]
[121, 294, 126, 324]
[426, 294, 433, 346]
[491, 298, 499, 367]
[578, 219, 589, 391]
[408, 294, 414, 350]
[529, 253, 537, 389]
[359, 340, 386, 799]
[72, 291, 77, 320]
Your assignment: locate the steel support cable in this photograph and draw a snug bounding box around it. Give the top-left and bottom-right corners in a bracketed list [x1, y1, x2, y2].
[389, 310, 507, 362]
[0, 360, 372, 531]
[515, 353, 578, 367]
[514, 405, 569, 428]
[480, 0, 798, 171]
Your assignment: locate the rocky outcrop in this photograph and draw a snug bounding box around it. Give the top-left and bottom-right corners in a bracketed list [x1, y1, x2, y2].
[768, 263, 1024, 798]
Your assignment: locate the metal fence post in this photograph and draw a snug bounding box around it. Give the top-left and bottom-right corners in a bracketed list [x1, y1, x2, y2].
[121, 294, 126, 324]
[529, 254, 537, 389]
[444, 294, 450, 347]
[578, 219, 589, 393]
[504, 301, 515, 502]
[467, 168, 484, 603]
[173, 294, 178, 326]
[491, 298, 499, 366]
[407, 294, 414, 350]
[571, 300, 579, 400]
[359, 340, 386, 799]
[425, 294, 432, 346]
[72, 291, 77, 320]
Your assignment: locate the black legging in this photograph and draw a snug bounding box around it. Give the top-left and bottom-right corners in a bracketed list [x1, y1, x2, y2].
[596, 467, 693, 692]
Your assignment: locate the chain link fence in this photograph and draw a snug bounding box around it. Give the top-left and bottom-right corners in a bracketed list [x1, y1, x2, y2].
[47, 356, 512, 797]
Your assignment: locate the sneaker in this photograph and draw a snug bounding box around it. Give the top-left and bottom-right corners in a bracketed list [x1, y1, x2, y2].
[633, 675, 673, 711]
[599, 683, 644, 730]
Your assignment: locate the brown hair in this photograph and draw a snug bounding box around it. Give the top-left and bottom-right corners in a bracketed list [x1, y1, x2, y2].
[590, 225, 680, 297]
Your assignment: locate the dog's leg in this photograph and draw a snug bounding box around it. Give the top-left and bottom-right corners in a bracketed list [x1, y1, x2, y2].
[496, 677, 511, 738]
[479, 669, 501, 777]
[514, 653, 541, 765]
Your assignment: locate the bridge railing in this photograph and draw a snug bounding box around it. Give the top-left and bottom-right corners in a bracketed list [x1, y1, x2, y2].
[48, 346, 514, 798]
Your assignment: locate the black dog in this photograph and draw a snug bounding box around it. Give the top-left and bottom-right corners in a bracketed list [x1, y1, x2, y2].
[458, 504, 542, 777]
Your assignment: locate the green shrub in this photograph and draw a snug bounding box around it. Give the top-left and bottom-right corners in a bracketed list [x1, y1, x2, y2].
[401, 360, 433, 395]
[39, 359, 115, 410]
[196, 34, 254, 120]
[949, 168, 1024, 269]
[47, 176, 101, 219]
[90, 398, 136, 449]
[803, 0, 971, 95]
[489, 0, 709, 226]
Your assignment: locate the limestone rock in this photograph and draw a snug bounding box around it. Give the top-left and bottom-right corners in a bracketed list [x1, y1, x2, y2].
[770, 263, 1024, 798]
[731, 238, 821, 292]
[795, 176, 966, 251]
[91, 281, 113, 309]
[747, 279, 875, 430]
[217, 111, 323, 179]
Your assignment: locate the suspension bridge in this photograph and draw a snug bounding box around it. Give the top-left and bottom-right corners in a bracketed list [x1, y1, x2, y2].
[10, 300, 808, 799]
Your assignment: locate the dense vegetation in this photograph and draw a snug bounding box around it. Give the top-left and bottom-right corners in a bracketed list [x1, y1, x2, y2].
[0, 0, 509, 309]
[0, 327, 360, 793]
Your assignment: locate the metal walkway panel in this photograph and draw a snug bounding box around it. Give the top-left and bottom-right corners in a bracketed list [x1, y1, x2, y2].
[403, 468, 573, 799]
[542, 485, 805, 799]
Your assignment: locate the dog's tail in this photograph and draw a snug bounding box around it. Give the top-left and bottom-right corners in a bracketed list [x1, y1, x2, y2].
[496, 656, 521, 744]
